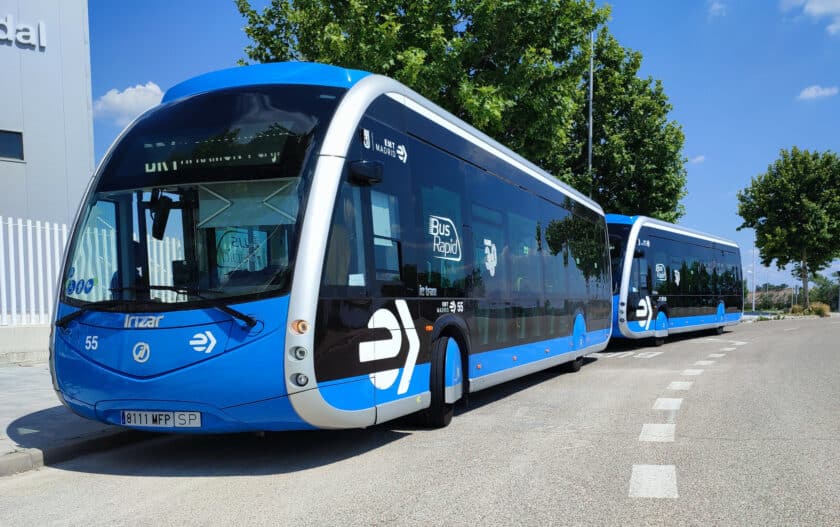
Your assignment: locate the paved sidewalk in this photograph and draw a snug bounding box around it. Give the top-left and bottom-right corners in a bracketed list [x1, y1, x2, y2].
[0, 363, 142, 477]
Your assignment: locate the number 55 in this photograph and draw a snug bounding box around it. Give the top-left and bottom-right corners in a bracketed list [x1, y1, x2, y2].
[85, 336, 98, 350]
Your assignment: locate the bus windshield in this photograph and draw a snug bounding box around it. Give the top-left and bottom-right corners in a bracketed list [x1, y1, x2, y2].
[61, 85, 345, 308]
[608, 223, 631, 294]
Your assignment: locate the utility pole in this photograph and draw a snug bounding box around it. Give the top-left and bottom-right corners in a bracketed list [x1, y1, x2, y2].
[587, 30, 594, 199]
[751, 232, 756, 311]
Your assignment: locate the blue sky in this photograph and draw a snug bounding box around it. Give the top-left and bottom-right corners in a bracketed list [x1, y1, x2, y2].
[89, 0, 840, 289]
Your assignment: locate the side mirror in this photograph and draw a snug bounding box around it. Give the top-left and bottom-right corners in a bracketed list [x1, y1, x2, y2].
[151, 195, 173, 240]
[348, 160, 383, 186]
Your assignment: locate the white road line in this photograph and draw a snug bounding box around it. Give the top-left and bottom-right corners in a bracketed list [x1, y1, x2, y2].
[639, 423, 676, 442]
[634, 351, 664, 359]
[783, 327, 799, 332]
[732, 341, 748, 346]
[695, 360, 715, 366]
[720, 347, 736, 351]
[668, 381, 693, 390]
[629, 465, 679, 498]
[653, 398, 683, 410]
[708, 353, 726, 358]
[682, 369, 704, 376]
[600, 351, 636, 359]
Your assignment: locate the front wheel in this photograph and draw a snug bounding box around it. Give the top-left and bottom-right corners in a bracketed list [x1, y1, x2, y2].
[417, 337, 456, 428]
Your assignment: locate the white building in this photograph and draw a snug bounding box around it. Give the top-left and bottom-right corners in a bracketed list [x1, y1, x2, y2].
[0, 0, 93, 226]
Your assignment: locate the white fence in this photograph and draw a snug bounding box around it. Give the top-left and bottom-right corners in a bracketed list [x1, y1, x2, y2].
[0, 216, 68, 326]
[0, 215, 186, 326]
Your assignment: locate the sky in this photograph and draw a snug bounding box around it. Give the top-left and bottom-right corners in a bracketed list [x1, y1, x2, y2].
[88, 0, 840, 290]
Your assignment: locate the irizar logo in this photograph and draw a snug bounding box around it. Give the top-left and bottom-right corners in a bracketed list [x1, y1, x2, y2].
[429, 215, 461, 262]
[124, 315, 164, 329]
[358, 300, 419, 394]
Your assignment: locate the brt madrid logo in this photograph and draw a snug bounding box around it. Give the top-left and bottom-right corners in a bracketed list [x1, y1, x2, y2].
[359, 300, 419, 395]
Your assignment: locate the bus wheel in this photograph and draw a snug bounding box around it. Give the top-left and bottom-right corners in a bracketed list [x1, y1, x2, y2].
[564, 356, 584, 373]
[652, 312, 668, 346]
[715, 326, 724, 335]
[417, 337, 457, 428]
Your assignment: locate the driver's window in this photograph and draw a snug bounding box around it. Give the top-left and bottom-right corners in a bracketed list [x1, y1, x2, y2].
[323, 183, 366, 288]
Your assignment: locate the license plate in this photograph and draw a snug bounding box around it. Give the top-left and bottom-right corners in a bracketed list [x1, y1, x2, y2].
[121, 410, 201, 428]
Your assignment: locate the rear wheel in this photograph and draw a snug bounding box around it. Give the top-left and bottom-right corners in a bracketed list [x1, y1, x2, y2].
[417, 337, 454, 428]
[715, 326, 725, 335]
[564, 356, 584, 373]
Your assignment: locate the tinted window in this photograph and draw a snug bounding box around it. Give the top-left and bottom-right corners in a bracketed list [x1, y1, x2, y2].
[0, 131, 23, 160]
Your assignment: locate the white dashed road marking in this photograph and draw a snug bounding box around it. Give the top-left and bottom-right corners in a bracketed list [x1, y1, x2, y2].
[720, 347, 736, 351]
[629, 465, 679, 498]
[639, 424, 676, 442]
[653, 398, 683, 410]
[668, 381, 693, 391]
[634, 351, 664, 359]
[682, 369, 704, 376]
[695, 360, 715, 366]
[709, 353, 726, 358]
[783, 327, 799, 332]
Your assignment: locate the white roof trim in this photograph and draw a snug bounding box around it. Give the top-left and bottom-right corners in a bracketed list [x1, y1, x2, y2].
[386, 92, 603, 215]
[641, 220, 739, 248]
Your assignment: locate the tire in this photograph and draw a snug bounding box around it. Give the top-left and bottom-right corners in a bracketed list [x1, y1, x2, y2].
[564, 356, 583, 373]
[417, 337, 454, 428]
[715, 326, 724, 335]
[652, 337, 665, 347]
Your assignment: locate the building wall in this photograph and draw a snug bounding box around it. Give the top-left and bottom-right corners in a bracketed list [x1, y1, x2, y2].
[0, 0, 93, 226]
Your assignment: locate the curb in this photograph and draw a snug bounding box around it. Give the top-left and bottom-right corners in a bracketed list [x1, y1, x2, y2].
[0, 429, 151, 477]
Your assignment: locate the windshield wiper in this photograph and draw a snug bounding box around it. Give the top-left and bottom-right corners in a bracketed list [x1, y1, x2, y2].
[110, 285, 258, 328]
[55, 300, 125, 329]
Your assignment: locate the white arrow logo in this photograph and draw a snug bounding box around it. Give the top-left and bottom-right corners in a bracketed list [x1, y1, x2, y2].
[635, 296, 653, 331]
[359, 299, 419, 394]
[396, 144, 408, 163]
[189, 331, 217, 354]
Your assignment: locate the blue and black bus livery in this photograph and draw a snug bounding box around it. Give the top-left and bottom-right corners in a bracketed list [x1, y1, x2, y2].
[51, 62, 612, 433]
[607, 214, 743, 343]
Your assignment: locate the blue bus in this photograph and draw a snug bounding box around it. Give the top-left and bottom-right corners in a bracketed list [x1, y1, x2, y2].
[50, 62, 612, 432]
[607, 214, 743, 345]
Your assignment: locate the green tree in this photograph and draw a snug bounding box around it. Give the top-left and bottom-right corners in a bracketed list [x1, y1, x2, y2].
[235, 0, 607, 178]
[565, 30, 687, 222]
[235, 1, 687, 221]
[737, 147, 840, 308]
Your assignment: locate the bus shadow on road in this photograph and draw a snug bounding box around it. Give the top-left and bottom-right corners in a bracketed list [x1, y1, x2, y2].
[8, 412, 411, 478]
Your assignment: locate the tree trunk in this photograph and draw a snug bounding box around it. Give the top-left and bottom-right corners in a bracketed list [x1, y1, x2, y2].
[801, 250, 809, 309]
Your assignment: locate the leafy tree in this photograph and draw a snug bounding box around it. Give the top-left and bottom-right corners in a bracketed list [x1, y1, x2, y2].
[809, 272, 839, 310]
[235, 1, 687, 221]
[235, 0, 606, 178]
[565, 30, 687, 222]
[737, 147, 840, 308]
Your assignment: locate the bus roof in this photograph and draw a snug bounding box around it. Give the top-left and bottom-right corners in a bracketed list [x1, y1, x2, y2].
[606, 213, 739, 248]
[162, 62, 371, 103]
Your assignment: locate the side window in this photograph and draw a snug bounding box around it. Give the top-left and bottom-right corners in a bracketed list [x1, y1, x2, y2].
[322, 183, 366, 289]
[470, 202, 507, 298]
[507, 209, 541, 297]
[371, 190, 401, 282]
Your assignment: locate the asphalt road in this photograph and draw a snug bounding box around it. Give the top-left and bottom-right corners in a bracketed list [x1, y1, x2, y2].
[1, 317, 839, 526]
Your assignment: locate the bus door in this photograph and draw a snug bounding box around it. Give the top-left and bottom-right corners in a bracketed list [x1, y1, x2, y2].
[628, 241, 653, 330]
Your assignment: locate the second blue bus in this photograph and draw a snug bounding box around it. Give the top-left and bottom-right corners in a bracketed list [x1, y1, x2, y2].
[607, 214, 743, 345]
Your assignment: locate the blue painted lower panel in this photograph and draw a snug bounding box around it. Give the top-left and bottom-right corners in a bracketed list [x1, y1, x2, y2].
[618, 312, 742, 339]
[469, 329, 610, 380]
[318, 364, 432, 411]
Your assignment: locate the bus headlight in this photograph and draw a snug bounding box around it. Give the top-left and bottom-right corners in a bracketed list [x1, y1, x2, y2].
[291, 373, 309, 387]
[290, 347, 307, 360]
